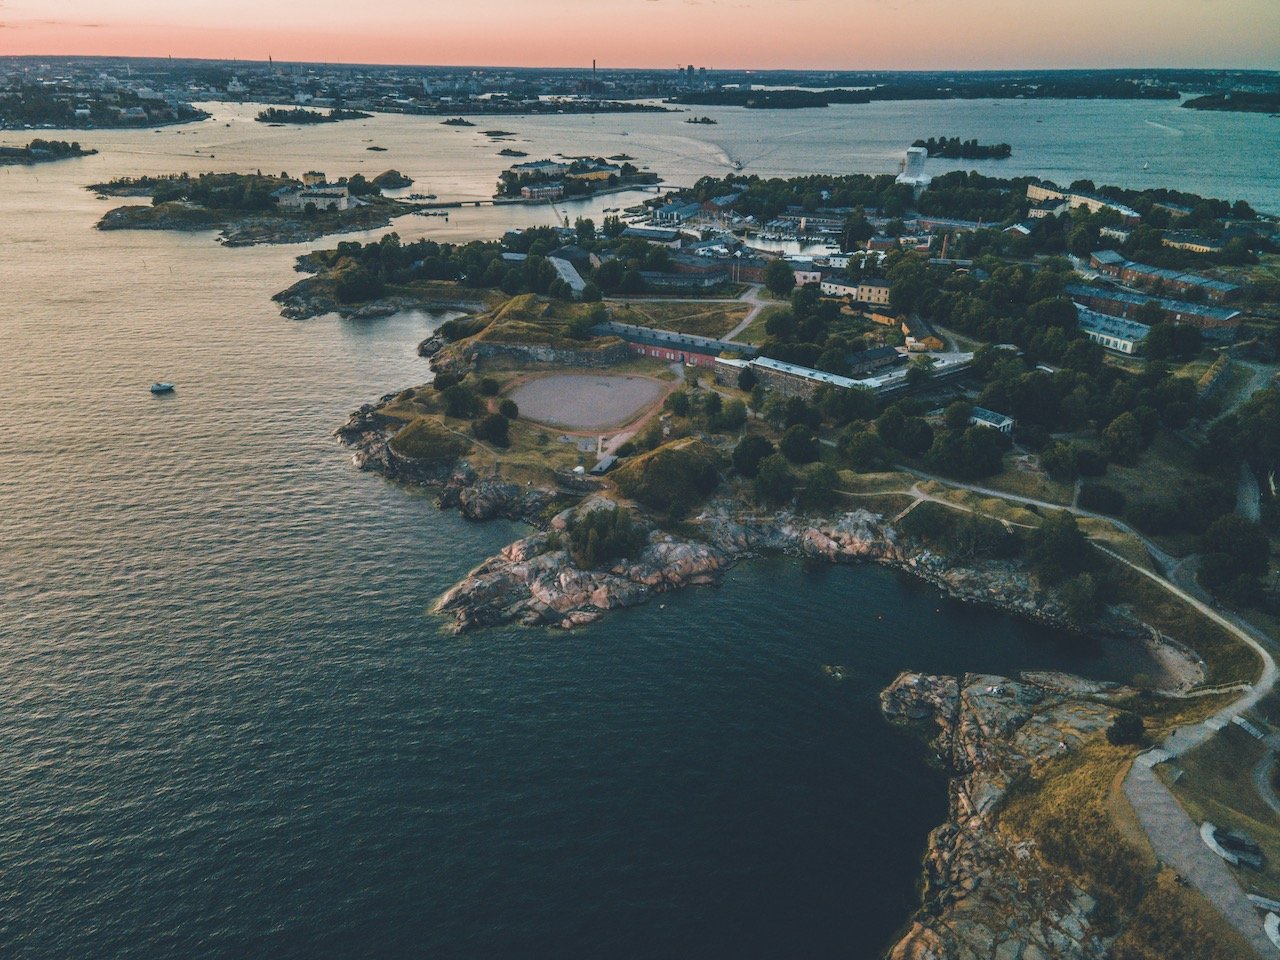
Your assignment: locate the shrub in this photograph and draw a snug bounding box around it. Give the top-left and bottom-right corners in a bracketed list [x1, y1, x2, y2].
[498, 399, 519, 420]
[477, 377, 500, 396]
[754, 453, 796, 505]
[432, 371, 464, 391]
[779, 425, 820, 464]
[798, 463, 841, 511]
[1078, 483, 1126, 515]
[441, 384, 477, 419]
[732, 435, 775, 478]
[472, 413, 510, 447]
[1106, 712, 1145, 746]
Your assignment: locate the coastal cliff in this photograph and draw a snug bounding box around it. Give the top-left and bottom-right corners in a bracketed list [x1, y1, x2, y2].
[880, 671, 1128, 960]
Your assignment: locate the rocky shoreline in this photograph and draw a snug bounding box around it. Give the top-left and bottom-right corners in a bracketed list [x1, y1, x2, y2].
[95, 199, 416, 248]
[335, 408, 1205, 695]
[274, 278, 488, 321]
[880, 670, 1130, 959]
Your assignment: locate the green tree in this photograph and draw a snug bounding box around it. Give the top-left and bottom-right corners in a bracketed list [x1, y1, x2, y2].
[799, 463, 841, 511]
[737, 366, 758, 392]
[779, 425, 820, 464]
[764, 259, 796, 297]
[472, 413, 510, 447]
[1101, 412, 1144, 465]
[1027, 512, 1090, 585]
[754, 453, 796, 505]
[839, 428, 889, 472]
[664, 391, 691, 417]
[732, 434, 775, 477]
[943, 400, 973, 431]
[442, 384, 477, 419]
[498, 399, 519, 420]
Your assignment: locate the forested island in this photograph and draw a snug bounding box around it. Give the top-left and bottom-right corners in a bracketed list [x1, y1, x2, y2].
[1182, 91, 1280, 114]
[255, 107, 373, 124]
[90, 170, 416, 246]
[495, 156, 659, 200]
[0, 139, 96, 166]
[912, 136, 1012, 159]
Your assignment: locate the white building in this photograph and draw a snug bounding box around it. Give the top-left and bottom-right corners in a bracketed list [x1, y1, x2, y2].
[896, 146, 931, 188]
[1075, 304, 1149, 355]
[969, 406, 1015, 434]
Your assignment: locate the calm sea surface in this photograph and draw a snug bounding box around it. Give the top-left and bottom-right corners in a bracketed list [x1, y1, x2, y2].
[2, 98, 1277, 959]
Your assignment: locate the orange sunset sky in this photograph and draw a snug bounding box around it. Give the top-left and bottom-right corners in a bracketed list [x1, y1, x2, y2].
[1, 0, 1277, 70]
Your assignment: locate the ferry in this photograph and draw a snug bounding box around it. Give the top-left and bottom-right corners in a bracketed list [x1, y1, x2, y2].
[150, 382, 175, 395]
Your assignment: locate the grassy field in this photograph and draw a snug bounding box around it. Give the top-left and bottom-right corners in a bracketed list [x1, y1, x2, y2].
[1162, 723, 1280, 902]
[733, 304, 790, 345]
[982, 459, 1077, 506]
[1103, 433, 1204, 558]
[611, 300, 749, 338]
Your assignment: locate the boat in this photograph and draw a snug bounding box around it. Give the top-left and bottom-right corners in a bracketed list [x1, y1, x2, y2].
[150, 382, 175, 394]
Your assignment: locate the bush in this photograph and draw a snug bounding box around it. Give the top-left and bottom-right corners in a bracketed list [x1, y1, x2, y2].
[441, 384, 477, 419]
[472, 413, 510, 447]
[732, 435, 775, 477]
[779, 425, 820, 464]
[568, 506, 648, 568]
[498, 399, 519, 420]
[1106, 712, 1145, 746]
[839, 428, 889, 472]
[1027, 512, 1090, 585]
[1078, 483, 1126, 515]
[799, 463, 841, 511]
[754, 453, 796, 505]
[432, 371, 464, 391]
[478, 377, 500, 396]
[737, 366, 758, 392]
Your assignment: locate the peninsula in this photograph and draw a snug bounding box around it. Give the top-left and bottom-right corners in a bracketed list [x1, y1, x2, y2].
[0, 138, 96, 166]
[318, 162, 1280, 958]
[91, 170, 417, 246]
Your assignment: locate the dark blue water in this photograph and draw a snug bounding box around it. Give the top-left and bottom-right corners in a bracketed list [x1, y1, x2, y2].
[0, 128, 1160, 960]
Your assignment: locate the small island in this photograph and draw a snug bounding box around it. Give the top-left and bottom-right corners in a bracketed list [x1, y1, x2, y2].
[1182, 91, 1280, 115]
[442, 117, 475, 127]
[0, 139, 97, 166]
[254, 107, 373, 124]
[498, 147, 528, 157]
[496, 155, 659, 201]
[90, 169, 416, 246]
[912, 136, 1012, 159]
[685, 116, 718, 124]
[483, 129, 517, 138]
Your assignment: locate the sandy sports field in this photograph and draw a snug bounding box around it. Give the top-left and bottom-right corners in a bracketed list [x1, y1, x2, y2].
[507, 374, 667, 431]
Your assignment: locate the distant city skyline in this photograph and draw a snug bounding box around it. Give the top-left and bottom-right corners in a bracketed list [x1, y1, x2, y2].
[1, 0, 1278, 71]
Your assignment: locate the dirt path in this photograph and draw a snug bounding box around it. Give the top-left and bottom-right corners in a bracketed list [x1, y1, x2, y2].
[724, 285, 769, 341]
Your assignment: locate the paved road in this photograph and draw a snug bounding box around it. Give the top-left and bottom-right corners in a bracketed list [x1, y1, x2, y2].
[1125, 763, 1276, 957]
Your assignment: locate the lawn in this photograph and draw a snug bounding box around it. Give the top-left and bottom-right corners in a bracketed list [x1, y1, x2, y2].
[1162, 723, 1280, 902]
[734, 304, 791, 345]
[615, 300, 749, 338]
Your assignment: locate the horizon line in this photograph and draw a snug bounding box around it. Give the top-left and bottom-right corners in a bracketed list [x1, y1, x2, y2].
[3, 53, 1278, 75]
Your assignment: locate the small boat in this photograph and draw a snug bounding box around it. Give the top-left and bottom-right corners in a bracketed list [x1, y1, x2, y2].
[150, 382, 175, 394]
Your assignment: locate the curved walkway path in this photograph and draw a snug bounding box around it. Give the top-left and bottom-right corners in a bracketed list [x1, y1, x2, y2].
[895, 465, 1280, 955]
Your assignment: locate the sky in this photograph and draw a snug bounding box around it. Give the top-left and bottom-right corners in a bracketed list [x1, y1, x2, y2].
[1, 0, 1278, 71]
